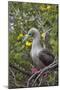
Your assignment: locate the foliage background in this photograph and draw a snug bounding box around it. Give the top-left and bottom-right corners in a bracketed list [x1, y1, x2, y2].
[8, 2, 58, 88]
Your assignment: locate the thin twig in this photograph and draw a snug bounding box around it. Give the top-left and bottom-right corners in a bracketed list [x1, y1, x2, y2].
[27, 70, 41, 87]
[27, 60, 58, 87]
[38, 77, 43, 86]
[9, 62, 32, 76]
[9, 67, 26, 88]
[32, 62, 58, 86]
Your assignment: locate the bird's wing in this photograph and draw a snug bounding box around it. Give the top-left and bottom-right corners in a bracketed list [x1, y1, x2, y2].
[38, 48, 54, 66]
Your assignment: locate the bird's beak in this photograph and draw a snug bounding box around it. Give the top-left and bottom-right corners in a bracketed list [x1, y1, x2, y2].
[22, 34, 29, 43]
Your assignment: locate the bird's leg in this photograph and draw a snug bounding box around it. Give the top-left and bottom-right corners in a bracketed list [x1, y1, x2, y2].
[31, 67, 41, 74]
[31, 67, 48, 78]
[31, 67, 39, 74]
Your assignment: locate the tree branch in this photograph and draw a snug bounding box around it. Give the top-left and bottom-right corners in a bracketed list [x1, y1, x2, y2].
[27, 60, 58, 87]
[32, 62, 58, 86]
[9, 67, 27, 88]
[9, 62, 32, 76]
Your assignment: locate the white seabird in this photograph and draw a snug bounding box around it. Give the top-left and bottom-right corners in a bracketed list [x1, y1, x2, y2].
[23, 28, 54, 70]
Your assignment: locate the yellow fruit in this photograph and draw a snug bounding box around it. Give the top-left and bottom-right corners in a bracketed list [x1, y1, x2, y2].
[41, 33, 45, 39]
[40, 6, 47, 11]
[19, 33, 23, 37]
[41, 7, 46, 11]
[26, 41, 32, 47]
[25, 34, 28, 37]
[17, 33, 23, 40]
[47, 5, 51, 9]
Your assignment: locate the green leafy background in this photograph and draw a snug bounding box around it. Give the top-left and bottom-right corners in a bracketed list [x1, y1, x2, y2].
[8, 2, 58, 88]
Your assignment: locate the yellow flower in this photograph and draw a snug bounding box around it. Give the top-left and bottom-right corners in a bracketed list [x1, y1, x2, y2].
[40, 6, 47, 11]
[41, 7, 46, 11]
[47, 5, 51, 9]
[41, 32, 45, 39]
[19, 33, 23, 37]
[25, 34, 28, 37]
[26, 41, 32, 47]
[40, 5, 51, 11]
[17, 33, 23, 40]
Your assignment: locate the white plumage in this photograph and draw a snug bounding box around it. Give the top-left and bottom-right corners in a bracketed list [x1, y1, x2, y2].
[23, 28, 54, 70]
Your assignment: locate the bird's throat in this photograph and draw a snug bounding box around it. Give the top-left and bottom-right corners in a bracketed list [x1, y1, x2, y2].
[32, 37, 41, 49]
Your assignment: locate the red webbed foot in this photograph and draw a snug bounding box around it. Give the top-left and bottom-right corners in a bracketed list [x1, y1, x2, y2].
[31, 67, 39, 74]
[31, 67, 48, 77]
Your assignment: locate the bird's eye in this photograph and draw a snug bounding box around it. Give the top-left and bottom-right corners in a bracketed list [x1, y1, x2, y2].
[29, 33, 32, 36]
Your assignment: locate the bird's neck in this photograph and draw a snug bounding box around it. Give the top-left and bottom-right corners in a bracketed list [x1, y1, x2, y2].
[32, 36, 42, 49]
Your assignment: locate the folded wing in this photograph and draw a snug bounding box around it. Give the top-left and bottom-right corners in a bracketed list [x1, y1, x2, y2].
[39, 48, 54, 66]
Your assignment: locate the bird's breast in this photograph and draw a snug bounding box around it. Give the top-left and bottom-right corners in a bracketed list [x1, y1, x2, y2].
[30, 48, 45, 69]
[30, 47, 39, 58]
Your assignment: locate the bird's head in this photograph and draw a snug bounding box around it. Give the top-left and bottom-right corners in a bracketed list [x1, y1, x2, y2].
[22, 28, 40, 42]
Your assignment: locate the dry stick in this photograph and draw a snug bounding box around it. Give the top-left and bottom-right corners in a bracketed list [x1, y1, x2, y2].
[32, 60, 57, 86]
[9, 67, 19, 87]
[27, 60, 58, 87]
[9, 63, 32, 76]
[27, 70, 42, 87]
[32, 62, 58, 86]
[9, 67, 26, 88]
[38, 77, 43, 86]
[32, 63, 57, 87]
[27, 63, 52, 87]
[33, 6, 45, 32]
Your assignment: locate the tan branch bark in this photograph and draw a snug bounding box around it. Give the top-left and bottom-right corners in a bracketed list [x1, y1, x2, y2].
[27, 60, 58, 87]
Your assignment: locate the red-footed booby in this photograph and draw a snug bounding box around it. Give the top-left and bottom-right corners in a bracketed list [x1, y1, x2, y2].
[23, 28, 54, 73]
